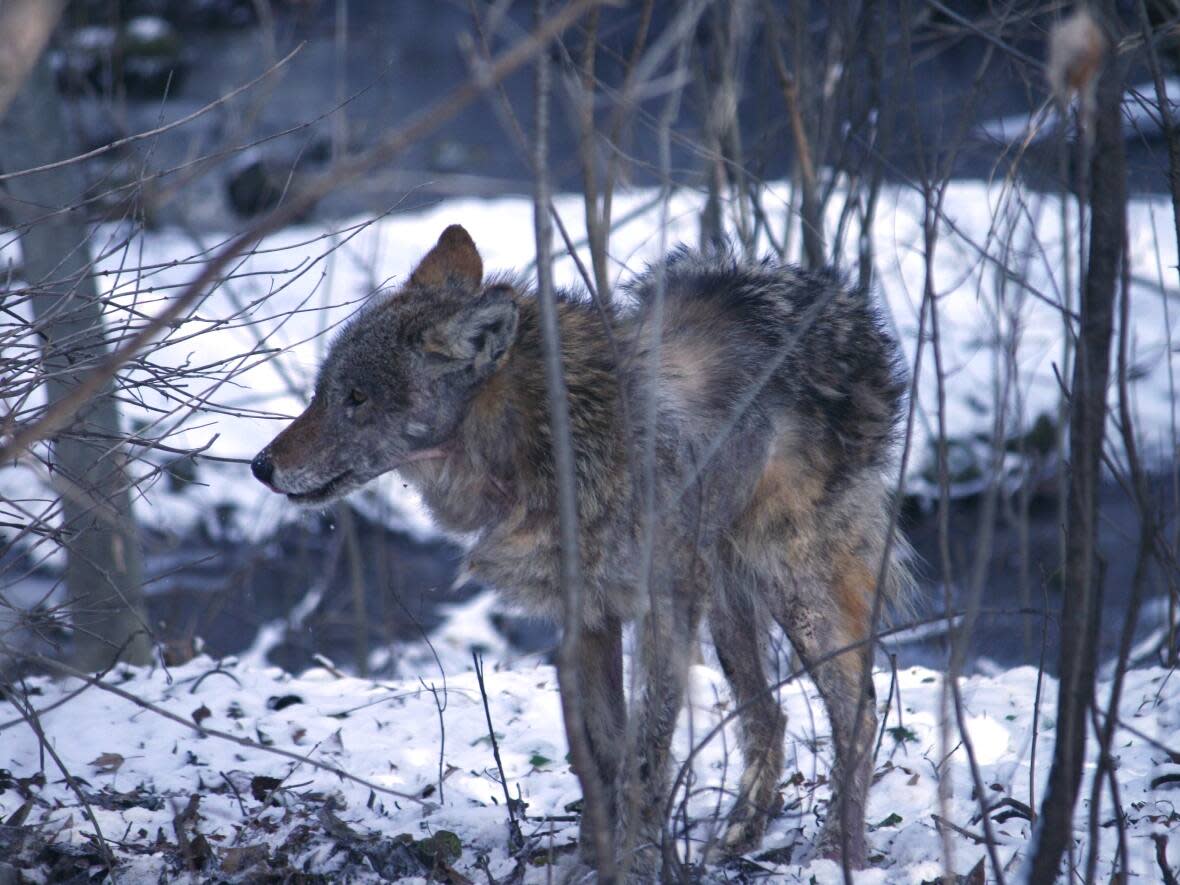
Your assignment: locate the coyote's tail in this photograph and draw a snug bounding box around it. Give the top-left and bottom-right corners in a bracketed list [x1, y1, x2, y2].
[879, 529, 919, 626]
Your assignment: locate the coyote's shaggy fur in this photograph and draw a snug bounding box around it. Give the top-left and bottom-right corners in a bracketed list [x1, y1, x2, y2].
[253, 224, 911, 873]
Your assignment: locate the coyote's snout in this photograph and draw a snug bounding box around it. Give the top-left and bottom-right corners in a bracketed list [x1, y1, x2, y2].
[255, 224, 911, 874]
[254, 225, 517, 507]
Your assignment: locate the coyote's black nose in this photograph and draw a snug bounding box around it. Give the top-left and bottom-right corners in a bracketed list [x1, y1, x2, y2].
[251, 450, 274, 485]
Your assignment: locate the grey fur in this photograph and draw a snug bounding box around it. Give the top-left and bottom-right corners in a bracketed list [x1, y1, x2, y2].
[255, 226, 913, 875]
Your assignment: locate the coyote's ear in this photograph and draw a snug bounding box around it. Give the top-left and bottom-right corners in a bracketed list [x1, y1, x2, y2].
[424, 284, 519, 373]
[409, 224, 483, 291]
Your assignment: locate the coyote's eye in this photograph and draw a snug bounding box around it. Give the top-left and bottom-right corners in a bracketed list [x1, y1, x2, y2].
[348, 388, 367, 407]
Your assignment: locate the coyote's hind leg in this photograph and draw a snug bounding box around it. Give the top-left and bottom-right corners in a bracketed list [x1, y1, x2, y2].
[765, 562, 879, 870]
[709, 579, 786, 856]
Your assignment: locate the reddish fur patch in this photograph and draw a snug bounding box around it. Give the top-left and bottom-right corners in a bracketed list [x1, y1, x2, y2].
[470, 364, 510, 421]
[743, 451, 825, 534]
[270, 397, 326, 469]
[831, 551, 875, 643]
[831, 552, 879, 693]
[409, 224, 483, 290]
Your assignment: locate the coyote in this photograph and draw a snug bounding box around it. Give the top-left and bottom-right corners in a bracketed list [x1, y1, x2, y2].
[252, 224, 910, 873]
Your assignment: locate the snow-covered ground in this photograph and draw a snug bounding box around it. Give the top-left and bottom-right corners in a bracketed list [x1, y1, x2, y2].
[2, 181, 1177, 570]
[2, 644, 1178, 882]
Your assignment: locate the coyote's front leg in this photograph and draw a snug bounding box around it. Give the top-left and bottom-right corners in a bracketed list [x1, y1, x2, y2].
[572, 617, 626, 869]
[616, 576, 704, 879]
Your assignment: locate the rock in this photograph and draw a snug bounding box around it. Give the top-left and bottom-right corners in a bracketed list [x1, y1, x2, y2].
[51, 26, 118, 95]
[173, 0, 260, 29]
[120, 17, 188, 98]
[430, 139, 471, 174]
[51, 17, 188, 99]
[226, 153, 287, 217]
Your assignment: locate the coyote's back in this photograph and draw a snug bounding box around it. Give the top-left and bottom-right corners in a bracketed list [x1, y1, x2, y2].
[625, 247, 911, 599]
[628, 248, 903, 479]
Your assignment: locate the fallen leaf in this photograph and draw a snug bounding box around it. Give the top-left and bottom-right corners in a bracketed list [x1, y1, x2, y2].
[90, 752, 124, 773]
[250, 775, 283, 802]
[221, 843, 268, 874]
[267, 694, 303, 711]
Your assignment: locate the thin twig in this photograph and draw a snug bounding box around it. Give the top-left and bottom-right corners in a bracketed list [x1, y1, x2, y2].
[1155, 833, 1180, 885]
[472, 652, 524, 852]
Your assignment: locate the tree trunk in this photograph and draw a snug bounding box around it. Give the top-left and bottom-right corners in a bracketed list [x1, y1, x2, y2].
[0, 56, 151, 670]
[1026, 13, 1126, 882]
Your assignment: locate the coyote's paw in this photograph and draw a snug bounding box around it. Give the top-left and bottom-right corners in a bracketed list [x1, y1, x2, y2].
[721, 789, 781, 856]
[812, 823, 868, 870]
[721, 817, 765, 857]
[563, 857, 599, 884]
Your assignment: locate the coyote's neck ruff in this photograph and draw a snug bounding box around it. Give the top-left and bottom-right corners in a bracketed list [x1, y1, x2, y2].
[404, 290, 635, 624]
[254, 223, 911, 874]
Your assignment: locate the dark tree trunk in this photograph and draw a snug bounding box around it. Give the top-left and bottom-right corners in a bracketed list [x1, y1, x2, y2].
[1026, 15, 1126, 883]
[0, 56, 151, 670]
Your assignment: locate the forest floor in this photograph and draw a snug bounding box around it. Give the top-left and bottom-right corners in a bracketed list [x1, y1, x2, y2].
[3, 643, 1179, 882]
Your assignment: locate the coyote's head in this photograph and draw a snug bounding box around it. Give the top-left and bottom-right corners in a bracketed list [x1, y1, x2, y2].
[252, 224, 519, 505]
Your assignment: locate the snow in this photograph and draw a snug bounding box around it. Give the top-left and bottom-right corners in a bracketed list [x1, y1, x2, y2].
[976, 78, 1180, 145]
[2, 182, 1177, 568]
[2, 650, 1178, 881]
[125, 16, 174, 45]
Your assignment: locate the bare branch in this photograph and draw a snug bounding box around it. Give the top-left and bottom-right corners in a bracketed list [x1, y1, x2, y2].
[532, 0, 614, 877]
[0, 0, 66, 121]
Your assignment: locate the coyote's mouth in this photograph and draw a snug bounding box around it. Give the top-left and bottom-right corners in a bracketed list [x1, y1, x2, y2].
[286, 471, 354, 505]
